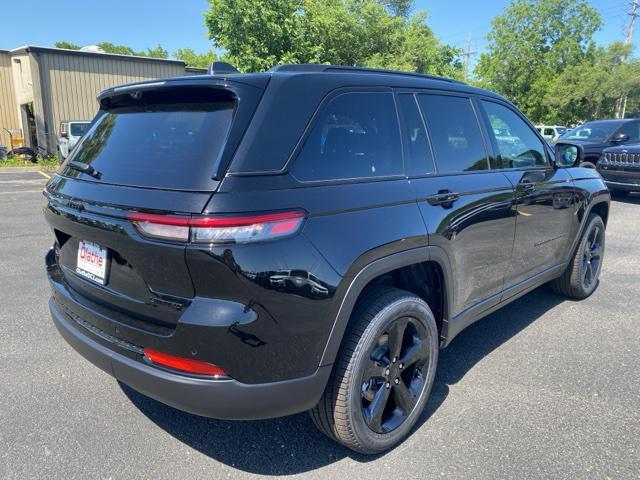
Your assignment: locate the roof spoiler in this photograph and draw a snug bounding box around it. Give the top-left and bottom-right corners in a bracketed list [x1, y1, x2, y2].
[208, 62, 239, 75]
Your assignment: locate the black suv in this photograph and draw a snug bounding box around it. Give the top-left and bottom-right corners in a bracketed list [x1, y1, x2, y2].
[558, 118, 640, 167]
[44, 65, 610, 454]
[598, 143, 640, 197]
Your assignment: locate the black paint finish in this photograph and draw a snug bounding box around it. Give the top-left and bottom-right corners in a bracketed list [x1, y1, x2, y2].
[43, 66, 610, 419]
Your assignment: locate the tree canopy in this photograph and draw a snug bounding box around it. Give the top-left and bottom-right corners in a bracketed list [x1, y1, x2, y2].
[544, 42, 640, 122]
[475, 0, 602, 122]
[204, 0, 462, 77]
[54, 0, 640, 125]
[172, 48, 218, 68]
[54, 41, 168, 59]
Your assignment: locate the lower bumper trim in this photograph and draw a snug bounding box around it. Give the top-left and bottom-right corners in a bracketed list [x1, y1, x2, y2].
[50, 298, 331, 420]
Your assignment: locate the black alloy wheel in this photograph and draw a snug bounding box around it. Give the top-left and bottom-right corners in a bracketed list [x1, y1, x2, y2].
[581, 221, 604, 290]
[310, 287, 439, 454]
[361, 317, 430, 434]
[550, 213, 606, 299]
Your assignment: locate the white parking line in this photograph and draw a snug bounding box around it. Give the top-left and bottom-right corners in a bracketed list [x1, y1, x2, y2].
[0, 189, 44, 195]
[39, 171, 51, 179]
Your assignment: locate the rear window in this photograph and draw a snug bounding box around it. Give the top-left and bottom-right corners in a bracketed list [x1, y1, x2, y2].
[292, 91, 402, 182]
[64, 87, 235, 190]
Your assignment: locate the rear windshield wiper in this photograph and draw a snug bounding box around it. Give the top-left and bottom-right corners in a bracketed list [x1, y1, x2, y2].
[67, 161, 102, 180]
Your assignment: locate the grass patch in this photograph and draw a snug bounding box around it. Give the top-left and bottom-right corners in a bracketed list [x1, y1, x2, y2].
[0, 155, 60, 170]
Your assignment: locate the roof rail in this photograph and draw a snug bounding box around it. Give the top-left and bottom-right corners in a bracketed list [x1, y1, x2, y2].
[268, 64, 463, 83]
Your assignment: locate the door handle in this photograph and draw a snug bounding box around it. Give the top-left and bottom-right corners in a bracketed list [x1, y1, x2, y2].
[427, 190, 460, 207]
[517, 182, 536, 193]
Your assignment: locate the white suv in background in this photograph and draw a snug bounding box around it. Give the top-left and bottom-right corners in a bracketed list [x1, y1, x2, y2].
[535, 125, 567, 144]
[57, 120, 91, 160]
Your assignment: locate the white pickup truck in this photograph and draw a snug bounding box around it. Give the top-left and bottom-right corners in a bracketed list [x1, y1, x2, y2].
[57, 120, 91, 160]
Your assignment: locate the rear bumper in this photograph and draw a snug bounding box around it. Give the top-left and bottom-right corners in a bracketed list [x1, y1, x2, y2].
[49, 297, 331, 420]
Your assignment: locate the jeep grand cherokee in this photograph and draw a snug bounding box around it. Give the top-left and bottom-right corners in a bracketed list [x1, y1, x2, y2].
[44, 64, 610, 453]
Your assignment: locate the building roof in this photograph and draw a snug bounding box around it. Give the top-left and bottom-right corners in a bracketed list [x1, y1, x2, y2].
[8, 45, 186, 65]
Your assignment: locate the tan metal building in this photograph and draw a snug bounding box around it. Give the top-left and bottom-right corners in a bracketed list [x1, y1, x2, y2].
[0, 46, 205, 153]
[0, 50, 21, 147]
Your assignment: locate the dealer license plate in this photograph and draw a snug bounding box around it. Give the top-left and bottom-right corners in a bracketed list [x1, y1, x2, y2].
[76, 240, 108, 285]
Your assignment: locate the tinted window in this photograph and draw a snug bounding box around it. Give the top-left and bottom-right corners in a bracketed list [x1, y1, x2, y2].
[417, 95, 488, 172]
[65, 87, 235, 190]
[397, 94, 433, 175]
[559, 121, 622, 142]
[617, 122, 640, 142]
[70, 123, 90, 137]
[544, 128, 554, 136]
[482, 101, 547, 169]
[293, 92, 402, 181]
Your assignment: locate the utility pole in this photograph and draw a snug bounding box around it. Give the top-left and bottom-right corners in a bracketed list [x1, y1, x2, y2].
[462, 33, 476, 82]
[625, 0, 638, 46]
[618, 0, 639, 117]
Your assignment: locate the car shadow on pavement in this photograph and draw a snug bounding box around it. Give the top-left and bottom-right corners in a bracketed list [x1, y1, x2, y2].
[121, 286, 565, 475]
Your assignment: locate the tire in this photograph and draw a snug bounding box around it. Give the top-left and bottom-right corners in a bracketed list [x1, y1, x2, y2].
[309, 287, 439, 454]
[610, 190, 630, 198]
[579, 161, 596, 169]
[550, 213, 605, 299]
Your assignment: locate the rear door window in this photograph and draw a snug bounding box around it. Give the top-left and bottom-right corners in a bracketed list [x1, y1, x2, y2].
[292, 91, 402, 182]
[417, 94, 488, 173]
[481, 100, 548, 169]
[64, 87, 236, 190]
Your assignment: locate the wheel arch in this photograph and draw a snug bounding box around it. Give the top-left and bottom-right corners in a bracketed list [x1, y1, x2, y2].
[319, 246, 454, 368]
[564, 196, 610, 267]
[589, 199, 609, 227]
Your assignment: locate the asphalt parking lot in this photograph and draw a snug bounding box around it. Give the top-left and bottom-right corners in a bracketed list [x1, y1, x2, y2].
[1, 169, 638, 479]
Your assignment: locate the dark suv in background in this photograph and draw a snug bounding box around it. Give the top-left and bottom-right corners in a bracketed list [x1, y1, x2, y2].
[598, 143, 640, 197]
[44, 65, 609, 454]
[558, 118, 640, 167]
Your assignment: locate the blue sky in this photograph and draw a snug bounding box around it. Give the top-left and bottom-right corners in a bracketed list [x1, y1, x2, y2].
[2, 0, 632, 63]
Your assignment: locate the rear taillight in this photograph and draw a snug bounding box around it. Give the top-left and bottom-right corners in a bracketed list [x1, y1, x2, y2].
[128, 210, 306, 244]
[144, 348, 228, 377]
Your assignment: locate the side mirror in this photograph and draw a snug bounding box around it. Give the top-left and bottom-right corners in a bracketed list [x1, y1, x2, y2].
[60, 131, 68, 139]
[611, 132, 629, 144]
[554, 143, 583, 168]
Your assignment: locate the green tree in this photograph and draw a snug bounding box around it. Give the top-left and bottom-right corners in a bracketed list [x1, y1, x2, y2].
[544, 42, 640, 123]
[204, 0, 462, 76]
[97, 42, 136, 56]
[475, 0, 601, 122]
[54, 41, 168, 59]
[144, 44, 169, 59]
[173, 48, 218, 68]
[54, 41, 81, 50]
[379, 0, 412, 17]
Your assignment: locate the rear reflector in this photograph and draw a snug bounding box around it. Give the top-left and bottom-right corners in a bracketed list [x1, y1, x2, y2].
[129, 210, 306, 244]
[143, 348, 228, 377]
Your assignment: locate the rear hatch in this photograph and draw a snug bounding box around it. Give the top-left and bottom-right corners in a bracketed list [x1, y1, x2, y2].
[45, 78, 266, 330]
